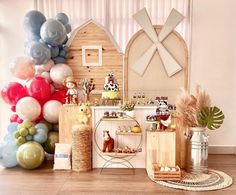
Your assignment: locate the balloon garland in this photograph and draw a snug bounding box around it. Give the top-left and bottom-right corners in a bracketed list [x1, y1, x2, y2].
[0, 10, 72, 169]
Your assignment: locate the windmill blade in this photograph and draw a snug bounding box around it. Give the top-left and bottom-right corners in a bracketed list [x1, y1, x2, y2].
[158, 9, 184, 42]
[156, 42, 182, 77]
[131, 44, 157, 76]
[133, 8, 159, 43]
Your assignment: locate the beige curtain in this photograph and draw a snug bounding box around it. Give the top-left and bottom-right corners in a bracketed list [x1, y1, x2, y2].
[34, 0, 191, 51]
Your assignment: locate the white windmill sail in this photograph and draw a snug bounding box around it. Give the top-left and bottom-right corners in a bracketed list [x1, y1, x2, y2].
[131, 8, 184, 77]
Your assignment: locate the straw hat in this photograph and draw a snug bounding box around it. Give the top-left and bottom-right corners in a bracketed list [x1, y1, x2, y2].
[64, 76, 76, 85]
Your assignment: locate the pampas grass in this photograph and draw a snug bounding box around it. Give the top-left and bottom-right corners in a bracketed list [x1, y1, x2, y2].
[175, 86, 211, 132]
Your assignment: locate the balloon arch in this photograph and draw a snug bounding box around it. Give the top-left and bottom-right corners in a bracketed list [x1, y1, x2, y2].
[0, 10, 73, 169]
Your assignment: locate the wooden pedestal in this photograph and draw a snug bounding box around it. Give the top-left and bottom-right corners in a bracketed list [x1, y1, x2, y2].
[59, 105, 80, 143]
[146, 131, 176, 177]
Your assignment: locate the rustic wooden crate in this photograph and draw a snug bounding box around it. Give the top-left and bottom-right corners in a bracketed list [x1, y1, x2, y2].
[146, 131, 176, 177]
[153, 163, 181, 181]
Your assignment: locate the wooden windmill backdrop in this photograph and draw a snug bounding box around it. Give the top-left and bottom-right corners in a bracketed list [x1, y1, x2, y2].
[124, 8, 188, 104]
[66, 20, 124, 100]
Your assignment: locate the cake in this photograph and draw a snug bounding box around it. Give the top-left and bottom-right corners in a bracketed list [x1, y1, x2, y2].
[101, 71, 121, 100]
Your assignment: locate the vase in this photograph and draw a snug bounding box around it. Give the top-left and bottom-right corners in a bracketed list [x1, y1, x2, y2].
[186, 127, 209, 174]
[124, 110, 135, 118]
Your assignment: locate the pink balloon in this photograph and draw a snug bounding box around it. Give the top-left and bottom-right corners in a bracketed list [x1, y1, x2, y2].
[9, 56, 35, 80]
[43, 60, 54, 71]
[27, 76, 51, 102]
[16, 96, 41, 121]
[41, 71, 52, 83]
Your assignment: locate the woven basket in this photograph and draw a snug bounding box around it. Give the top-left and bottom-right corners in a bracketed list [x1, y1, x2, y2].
[72, 124, 92, 172]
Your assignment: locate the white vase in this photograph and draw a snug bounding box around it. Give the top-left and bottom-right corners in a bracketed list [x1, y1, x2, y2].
[124, 110, 135, 118]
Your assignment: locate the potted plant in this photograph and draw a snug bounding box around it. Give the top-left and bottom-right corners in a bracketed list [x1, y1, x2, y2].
[120, 101, 136, 117]
[175, 86, 224, 174]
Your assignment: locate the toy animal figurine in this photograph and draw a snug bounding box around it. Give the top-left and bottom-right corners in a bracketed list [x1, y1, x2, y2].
[64, 76, 78, 104]
[102, 130, 114, 152]
[104, 71, 119, 91]
[75, 104, 92, 125]
[156, 98, 170, 116]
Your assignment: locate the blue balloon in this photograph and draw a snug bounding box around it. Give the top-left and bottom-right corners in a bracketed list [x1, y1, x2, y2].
[7, 123, 18, 134]
[40, 19, 67, 46]
[33, 129, 47, 144]
[0, 143, 5, 158]
[27, 32, 41, 42]
[59, 49, 67, 58]
[3, 133, 14, 142]
[26, 41, 51, 65]
[24, 10, 46, 35]
[62, 45, 68, 52]
[62, 36, 68, 45]
[35, 123, 49, 133]
[50, 46, 60, 58]
[52, 56, 66, 64]
[0, 142, 18, 168]
[26, 135, 33, 141]
[55, 13, 69, 25]
[65, 23, 72, 34]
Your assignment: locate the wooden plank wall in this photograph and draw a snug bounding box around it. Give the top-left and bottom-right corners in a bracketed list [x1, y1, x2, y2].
[66, 22, 124, 99]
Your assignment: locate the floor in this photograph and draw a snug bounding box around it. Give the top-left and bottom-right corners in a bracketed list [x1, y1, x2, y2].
[0, 154, 235, 195]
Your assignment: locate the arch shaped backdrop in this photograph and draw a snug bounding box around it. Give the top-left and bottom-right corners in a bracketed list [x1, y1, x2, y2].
[124, 25, 188, 103]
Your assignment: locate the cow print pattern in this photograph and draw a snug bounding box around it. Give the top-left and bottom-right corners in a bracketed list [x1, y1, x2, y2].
[104, 83, 119, 91]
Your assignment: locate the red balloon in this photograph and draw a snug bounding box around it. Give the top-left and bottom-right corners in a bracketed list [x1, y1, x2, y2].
[10, 113, 23, 123]
[10, 114, 18, 122]
[27, 76, 51, 102]
[11, 105, 16, 112]
[50, 89, 67, 103]
[17, 117, 24, 124]
[1, 82, 28, 105]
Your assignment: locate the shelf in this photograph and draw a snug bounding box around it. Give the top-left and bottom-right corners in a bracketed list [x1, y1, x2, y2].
[145, 121, 160, 124]
[100, 152, 136, 157]
[101, 117, 134, 121]
[116, 131, 142, 135]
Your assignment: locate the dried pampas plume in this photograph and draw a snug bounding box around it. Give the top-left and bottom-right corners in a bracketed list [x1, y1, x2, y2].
[195, 85, 211, 113]
[175, 86, 211, 132]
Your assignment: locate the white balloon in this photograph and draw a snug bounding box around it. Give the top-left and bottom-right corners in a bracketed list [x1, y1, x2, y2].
[16, 97, 41, 121]
[50, 63, 73, 85]
[41, 71, 52, 83]
[43, 100, 62, 123]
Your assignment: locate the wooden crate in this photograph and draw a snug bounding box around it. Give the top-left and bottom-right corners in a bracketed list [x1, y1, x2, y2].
[153, 163, 181, 181]
[146, 131, 176, 177]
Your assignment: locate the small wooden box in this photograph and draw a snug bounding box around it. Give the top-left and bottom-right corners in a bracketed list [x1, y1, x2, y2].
[153, 163, 181, 181]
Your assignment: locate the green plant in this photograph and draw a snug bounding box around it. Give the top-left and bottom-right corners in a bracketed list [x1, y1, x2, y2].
[198, 106, 224, 130]
[120, 101, 135, 111]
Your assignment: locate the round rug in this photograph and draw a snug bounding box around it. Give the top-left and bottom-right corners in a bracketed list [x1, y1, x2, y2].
[150, 169, 233, 191]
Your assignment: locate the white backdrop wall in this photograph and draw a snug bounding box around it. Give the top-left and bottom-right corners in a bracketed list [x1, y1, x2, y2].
[190, 0, 236, 147]
[0, 0, 235, 147]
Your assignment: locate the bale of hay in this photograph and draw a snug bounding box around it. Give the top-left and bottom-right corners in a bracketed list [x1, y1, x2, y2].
[72, 124, 92, 172]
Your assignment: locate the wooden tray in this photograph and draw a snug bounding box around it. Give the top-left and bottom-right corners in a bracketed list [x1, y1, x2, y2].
[152, 163, 181, 181]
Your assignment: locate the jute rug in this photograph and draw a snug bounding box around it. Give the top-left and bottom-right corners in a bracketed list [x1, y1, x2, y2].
[150, 169, 233, 191]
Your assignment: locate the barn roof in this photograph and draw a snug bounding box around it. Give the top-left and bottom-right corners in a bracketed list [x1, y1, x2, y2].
[66, 19, 122, 53]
